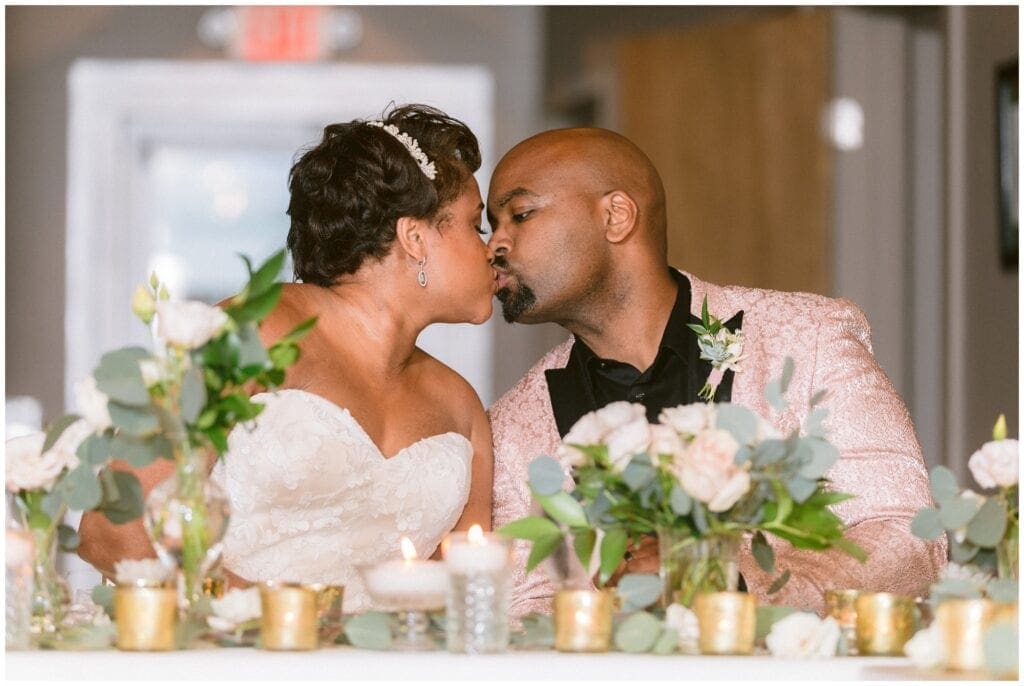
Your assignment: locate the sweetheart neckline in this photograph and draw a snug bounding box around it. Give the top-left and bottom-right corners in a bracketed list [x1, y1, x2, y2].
[252, 388, 472, 461]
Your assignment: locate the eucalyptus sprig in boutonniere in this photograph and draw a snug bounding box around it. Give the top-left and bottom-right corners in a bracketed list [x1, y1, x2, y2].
[688, 296, 744, 402]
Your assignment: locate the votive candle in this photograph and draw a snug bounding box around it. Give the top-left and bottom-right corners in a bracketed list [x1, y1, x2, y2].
[444, 525, 511, 653]
[554, 590, 614, 652]
[825, 589, 861, 656]
[694, 591, 756, 655]
[937, 598, 996, 672]
[855, 592, 914, 656]
[259, 581, 319, 651]
[114, 581, 177, 651]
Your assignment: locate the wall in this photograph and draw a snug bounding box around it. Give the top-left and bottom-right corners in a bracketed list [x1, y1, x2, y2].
[946, 6, 1019, 483]
[5, 6, 551, 418]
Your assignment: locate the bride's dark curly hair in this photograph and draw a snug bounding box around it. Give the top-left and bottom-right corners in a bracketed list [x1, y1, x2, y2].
[286, 104, 481, 286]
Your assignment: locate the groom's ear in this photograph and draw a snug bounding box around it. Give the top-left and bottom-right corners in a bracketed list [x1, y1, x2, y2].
[394, 216, 427, 261]
[602, 190, 639, 244]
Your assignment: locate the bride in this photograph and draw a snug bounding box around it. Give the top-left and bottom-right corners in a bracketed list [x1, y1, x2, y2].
[78, 105, 497, 612]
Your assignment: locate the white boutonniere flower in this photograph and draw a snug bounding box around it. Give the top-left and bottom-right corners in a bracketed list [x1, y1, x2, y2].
[688, 296, 744, 402]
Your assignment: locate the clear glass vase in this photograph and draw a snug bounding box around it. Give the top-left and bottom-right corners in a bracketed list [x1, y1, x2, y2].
[144, 443, 229, 621]
[28, 519, 71, 641]
[657, 527, 740, 608]
[996, 535, 1018, 581]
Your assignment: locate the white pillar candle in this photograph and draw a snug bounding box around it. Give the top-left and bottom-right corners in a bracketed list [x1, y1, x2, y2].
[360, 538, 449, 610]
[444, 526, 510, 574]
[444, 525, 512, 653]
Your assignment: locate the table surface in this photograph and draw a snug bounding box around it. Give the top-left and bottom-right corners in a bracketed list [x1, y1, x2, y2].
[5, 648, 937, 681]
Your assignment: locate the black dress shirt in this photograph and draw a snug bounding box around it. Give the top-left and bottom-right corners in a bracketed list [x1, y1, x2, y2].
[545, 270, 743, 437]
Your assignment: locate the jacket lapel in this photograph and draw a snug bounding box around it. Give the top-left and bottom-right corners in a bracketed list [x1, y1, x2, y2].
[544, 364, 596, 438]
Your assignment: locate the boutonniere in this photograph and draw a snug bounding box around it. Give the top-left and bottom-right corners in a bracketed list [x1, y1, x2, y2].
[688, 296, 745, 402]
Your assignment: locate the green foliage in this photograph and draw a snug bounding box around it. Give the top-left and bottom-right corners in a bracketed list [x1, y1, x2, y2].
[756, 605, 798, 642]
[613, 611, 662, 653]
[528, 455, 566, 496]
[343, 611, 394, 650]
[617, 573, 662, 612]
[598, 528, 629, 585]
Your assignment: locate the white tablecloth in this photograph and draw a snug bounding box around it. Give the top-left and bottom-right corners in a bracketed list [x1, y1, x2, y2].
[5, 649, 931, 681]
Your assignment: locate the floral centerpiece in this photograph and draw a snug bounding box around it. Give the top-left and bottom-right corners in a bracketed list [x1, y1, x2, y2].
[8, 250, 312, 626]
[499, 358, 866, 607]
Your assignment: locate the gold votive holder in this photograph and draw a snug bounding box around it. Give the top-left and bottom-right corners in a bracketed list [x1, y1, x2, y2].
[553, 590, 614, 652]
[694, 591, 756, 655]
[855, 592, 914, 656]
[825, 589, 861, 656]
[259, 581, 319, 651]
[114, 581, 177, 651]
[310, 584, 345, 643]
[937, 598, 996, 672]
[203, 575, 226, 599]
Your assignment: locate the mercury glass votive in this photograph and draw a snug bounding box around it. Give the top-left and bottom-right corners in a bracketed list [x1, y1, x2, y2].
[444, 526, 512, 654]
[553, 590, 614, 652]
[937, 598, 996, 672]
[825, 589, 861, 656]
[114, 581, 177, 651]
[855, 592, 914, 656]
[694, 591, 756, 655]
[310, 584, 345, 643]
[259, 581, 319, 651]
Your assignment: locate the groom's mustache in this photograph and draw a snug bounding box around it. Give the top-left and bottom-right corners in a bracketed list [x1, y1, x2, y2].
[491, 255, 512, 273]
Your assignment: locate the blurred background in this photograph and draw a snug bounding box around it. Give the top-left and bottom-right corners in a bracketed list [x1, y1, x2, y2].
[5, 6, 1018, 498]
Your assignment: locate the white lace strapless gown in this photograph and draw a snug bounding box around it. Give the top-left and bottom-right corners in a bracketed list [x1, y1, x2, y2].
[211, 389, 473, 613]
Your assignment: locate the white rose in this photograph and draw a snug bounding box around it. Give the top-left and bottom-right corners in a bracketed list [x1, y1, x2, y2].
[559, 411, 608, 466]
[967, 439, 1019, 489]
[707, 469, 751, 513]
[73, 376, 112, 432]
[139, 357, 166, 388]
[156, 300, 229, 350]
[673, 429, 750, 510]
[5, 421, 87, 493]
[649, 424, 685, 459]
[659, 404, 715, 437]
[208, 587, 262, 632]
[664, 602, 700, 654]
[605, 416, 652, 472]
[765, 612, 840, 659]
[903, 625, 945, 669]
[114, 558, 173, 585]
[595, 401, 646, 429]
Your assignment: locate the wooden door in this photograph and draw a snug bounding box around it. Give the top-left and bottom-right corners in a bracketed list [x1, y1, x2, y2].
[618, 9, 831, 294]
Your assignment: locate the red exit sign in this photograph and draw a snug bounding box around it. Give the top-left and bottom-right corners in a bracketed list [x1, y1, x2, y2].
[235, 6, 327, 61]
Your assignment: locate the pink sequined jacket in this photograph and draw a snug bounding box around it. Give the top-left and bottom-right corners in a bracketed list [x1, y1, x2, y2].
[488, 270, 946, 617]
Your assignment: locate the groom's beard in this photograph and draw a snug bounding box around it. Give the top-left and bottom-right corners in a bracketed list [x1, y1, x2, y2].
[493, 256, 538, 323]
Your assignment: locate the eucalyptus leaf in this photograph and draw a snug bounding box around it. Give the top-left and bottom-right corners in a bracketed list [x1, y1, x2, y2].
[652, 628, 680, 655]
[109, 433, 172, 467]
[983, 623, 1019, 679]
[237, 322, 268, 368]
[40, 490, 66, 520]
[91, 584, 115, 619]
[93, 347, 151, 406]
[929, 466, 960, 503]
[97, 470, 144, 524]
[751, 531, 775, 573]
[598, 528, 629, 584]
[930, 578, 982, 601]
[752, 439, 788, 467]
[617, 574, 662, 612]
[949, 537, 980, 564]
[59, 464, 102, 511]
[938, 495, 982, 530]
[798, 437, 839, 480]
[108, 402, 159, 437]
[965, 498, 1007, 548]
[910, 508, 944, 541]
[691, 501, 709, 534]
[783, 475, 817, 504]
[537, 492, 587, 528]
[573, 528, 596, 570]
[526, 531, 563, 574]
[514, 613, 555, 649]
[985, 578, 1018, 603]
[715, 403, 758, 445]
[496, 516, 561, 542]
[528, 455, 566, 497]
[803, 406, 829, 437]
[43, 414, 82, 453]
[613, 612, 661, 653]
[57, 523, 80, 552]
[809, 389, 829, 407]
[343, 611, 393, 650]
[622, 455, 656, 492]
[779, 357, 795, 393]
[766, 569, 791, 595]
[669, 484, 692, 516]
[764, 380, 787, 412]
[180, 367, 207, 424]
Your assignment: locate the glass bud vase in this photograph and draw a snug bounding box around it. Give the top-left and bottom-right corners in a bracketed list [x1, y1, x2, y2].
[144, 444, 230, 621]
[28, 519, 71, 642]
[996, 534, 1018, 581]
[657, 528, 740, 608]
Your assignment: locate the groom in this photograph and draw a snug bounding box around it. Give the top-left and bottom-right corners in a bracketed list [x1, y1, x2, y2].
[485, 128, 946, 617]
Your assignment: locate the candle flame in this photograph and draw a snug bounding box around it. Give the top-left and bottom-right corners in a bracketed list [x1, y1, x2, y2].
[468, 524, 485, 544]
[400, 537, 418, 561]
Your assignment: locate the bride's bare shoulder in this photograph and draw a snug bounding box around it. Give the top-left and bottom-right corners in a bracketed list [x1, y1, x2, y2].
[412, 349, 484, 417]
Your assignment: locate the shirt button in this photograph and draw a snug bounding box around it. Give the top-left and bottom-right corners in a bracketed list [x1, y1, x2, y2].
[632, 392, 646, 401]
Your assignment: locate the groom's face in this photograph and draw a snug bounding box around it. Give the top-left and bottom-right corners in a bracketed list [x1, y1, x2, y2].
[486, 148, 605, 324]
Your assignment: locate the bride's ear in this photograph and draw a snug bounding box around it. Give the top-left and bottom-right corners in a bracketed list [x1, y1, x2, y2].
[394, 216, 427, 262]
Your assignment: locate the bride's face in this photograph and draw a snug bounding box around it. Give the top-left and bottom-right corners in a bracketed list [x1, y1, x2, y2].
[426, 177, 496, 324]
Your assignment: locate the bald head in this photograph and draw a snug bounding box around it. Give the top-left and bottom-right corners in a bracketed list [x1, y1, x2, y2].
[495, 128, 667, 251]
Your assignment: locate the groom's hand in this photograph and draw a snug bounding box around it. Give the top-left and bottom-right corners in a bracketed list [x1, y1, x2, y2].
[604, 534, 660, 586]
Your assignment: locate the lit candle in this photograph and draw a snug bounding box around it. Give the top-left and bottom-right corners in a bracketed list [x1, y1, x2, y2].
[360, 538, 449, 611]
[554, 590, 614, 652]
[855, 592, 914, 656]
[259, 581, 319, 651]
[444, 524, 512, 654]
